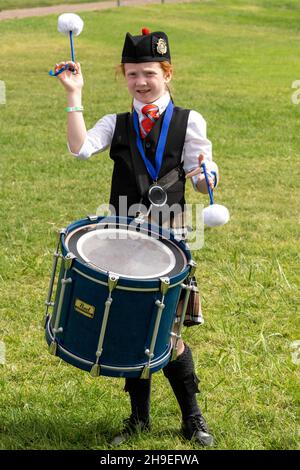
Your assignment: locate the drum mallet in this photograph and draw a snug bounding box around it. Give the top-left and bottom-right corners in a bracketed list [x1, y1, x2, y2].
[201, 162, 230, 227]
[49, 13, 84, 76]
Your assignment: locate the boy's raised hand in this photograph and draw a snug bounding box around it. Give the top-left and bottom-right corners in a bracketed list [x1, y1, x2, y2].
[55, 61, 84, 93]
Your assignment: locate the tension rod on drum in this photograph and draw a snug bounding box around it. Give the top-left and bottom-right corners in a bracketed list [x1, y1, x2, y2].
[171, 260, 197, 361]
[43, 229, 66, 328]
[90, 273, 119, 378]
[140, 277, 170, 380]
[48, 253, 75, 356]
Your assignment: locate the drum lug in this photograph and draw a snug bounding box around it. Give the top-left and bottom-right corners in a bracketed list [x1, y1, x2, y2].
[140, 366, 150, 380]
[49, 341, 58, 356]
[160, 277, 170, 295]
[87, 215, 98, 222]
[108, 273, 119, 292]
[188, 260, 197, 278]
[63, 253, 76, 270]
[90, 364, 101, 377]
[57, 228, 67, 240]
[53, 327, 63, 334]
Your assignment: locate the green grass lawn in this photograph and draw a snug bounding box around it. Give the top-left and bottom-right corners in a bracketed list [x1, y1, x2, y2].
[0, 0, 107, 12]
[0, 0, 299, 450]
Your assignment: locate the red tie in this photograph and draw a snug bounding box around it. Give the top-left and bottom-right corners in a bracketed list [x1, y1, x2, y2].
[140, 104, 159, 139]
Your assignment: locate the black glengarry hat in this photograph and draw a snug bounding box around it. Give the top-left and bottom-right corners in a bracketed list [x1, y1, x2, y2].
[121, 28, 171, 63]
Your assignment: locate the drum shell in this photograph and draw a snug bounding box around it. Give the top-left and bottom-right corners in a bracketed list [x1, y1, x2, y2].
[46, 262, 183, 377]
[45, 216, 192, 378]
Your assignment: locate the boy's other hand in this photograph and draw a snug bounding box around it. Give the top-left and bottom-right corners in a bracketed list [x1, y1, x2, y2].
[185, 154, 214, 189]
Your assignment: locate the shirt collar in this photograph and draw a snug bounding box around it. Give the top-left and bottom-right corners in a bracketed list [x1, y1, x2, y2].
[133, 92, 171, 120]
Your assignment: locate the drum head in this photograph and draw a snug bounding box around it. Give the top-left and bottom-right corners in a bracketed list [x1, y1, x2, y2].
[65, 222, 187, 279]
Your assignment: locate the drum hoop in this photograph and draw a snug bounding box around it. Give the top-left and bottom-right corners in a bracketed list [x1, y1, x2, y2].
[63, 218, 189, 255]
[63, 218, 190, 284]
[64, 221, 181, 246]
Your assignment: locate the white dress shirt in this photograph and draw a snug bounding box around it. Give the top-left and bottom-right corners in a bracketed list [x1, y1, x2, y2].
[68, 92, 218, 190]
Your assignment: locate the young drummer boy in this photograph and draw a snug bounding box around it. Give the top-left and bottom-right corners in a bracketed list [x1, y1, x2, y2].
[55, 28, 218, 447]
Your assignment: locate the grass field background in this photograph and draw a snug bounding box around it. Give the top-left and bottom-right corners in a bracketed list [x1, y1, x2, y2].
[0, 0, 105, 12]
[0, 0, 299, 450]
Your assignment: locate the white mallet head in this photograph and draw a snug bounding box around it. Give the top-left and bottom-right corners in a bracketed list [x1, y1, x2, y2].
[57, 13, 84, 36]
[203, 204, 230, 227]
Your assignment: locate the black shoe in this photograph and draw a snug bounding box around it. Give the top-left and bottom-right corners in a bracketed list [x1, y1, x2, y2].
[181, 413, 214, 447]
[111, 415, 150, 446]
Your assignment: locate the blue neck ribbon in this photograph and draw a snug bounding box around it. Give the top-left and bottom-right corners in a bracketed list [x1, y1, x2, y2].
[133, 100, 174, 182]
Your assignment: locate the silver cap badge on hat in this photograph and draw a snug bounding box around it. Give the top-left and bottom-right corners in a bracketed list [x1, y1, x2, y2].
[156, 38, 168, 55]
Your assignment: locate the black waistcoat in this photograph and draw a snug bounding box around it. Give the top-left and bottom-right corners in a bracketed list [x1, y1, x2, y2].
[109, 106, 190, 216]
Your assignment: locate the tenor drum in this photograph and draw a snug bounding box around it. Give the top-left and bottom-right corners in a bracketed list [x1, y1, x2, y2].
[44, 216, 194, 378]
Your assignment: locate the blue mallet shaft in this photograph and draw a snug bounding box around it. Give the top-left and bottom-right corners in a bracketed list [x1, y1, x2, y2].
[69, 31, 75, 62]
[201, 162, 214, 205]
